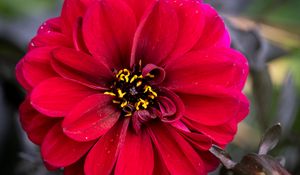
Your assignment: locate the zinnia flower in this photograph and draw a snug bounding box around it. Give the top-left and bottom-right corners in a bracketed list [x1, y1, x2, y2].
[16, 0, 249, 174]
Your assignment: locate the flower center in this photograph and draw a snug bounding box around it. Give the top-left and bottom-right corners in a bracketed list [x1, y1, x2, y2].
[104, 68, 158, 117]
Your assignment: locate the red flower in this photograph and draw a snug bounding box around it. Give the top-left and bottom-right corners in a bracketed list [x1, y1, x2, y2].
[16, 0, 249, 174]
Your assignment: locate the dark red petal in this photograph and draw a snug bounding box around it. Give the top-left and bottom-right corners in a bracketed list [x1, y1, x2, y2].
[142, 64, 166, 85]
[41, 123, 95, 167]
[164, 48, 248, 95]
[73, 17, 89, 53]
[158, 96, 176, 118]
[158, 88, 185, 123]
[22, 47, 57, 87]
[115, 129, 154, 175]
[31, 77, 96, 117]
[193, 4, 230, 50]
[61, 0, 88, 36]
[44, 162, 60, 171]
[179, 93, 243, 126]
[19, 99, 58, 145]
[52, 47, 113, 90]
[199, 150, 220, 172]
[166, 0, 205, 61]
[64, 158, 85, 175]
[83, 0, 137, 69]
[84, 119, 129, 175]
[148, 123, 206, 175]
[130, 0, 178, 67]
[63, 94, 120, 142]
[15, 60, 32, 91]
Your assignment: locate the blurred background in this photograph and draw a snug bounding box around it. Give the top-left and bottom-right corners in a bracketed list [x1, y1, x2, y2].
[0, 0, 299, 174]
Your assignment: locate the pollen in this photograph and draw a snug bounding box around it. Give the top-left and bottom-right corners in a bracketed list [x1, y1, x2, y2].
[104, 68, 158, 117]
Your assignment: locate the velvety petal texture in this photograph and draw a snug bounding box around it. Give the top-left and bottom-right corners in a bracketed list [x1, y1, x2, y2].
[16, 0, 249, 174]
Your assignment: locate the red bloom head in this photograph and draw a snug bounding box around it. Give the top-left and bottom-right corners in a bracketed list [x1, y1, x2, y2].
[16, 0, 249, 174]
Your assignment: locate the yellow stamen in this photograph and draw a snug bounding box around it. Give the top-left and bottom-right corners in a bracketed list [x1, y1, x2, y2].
[117, 89, 126, 98]
[120, 101, 128, 108]
[135, 98, 149, 110]
[130, 75, 138, 83]
[104, 92, 116, 96]
[146, 73, 155, 78]
[136, 81, 142, 87]
[112, 100, 120, 104]
[116, 70, 123, 78]
[124, 112, 132, 117]
[148, 95, 155, 99]
[144, 85, 158, 97]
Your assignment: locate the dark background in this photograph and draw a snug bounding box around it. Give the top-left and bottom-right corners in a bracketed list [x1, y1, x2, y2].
[0, 0, 299, 174]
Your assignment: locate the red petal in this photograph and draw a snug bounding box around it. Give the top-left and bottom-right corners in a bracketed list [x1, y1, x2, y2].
[178, 130, 212, 151]
[123, 0, 155, 22]
[183, 117, 237, 145]
[61, 0, 88, 36]
[38, 17, 61, 34]
[64, 158, 84, 175]
[31, 77, 96, 117]
[30, 32, 72, 48]
[52, 47, 113, 90]
[142, 64, 166, 85]
[115, 129, 154, 175]
[199, 150, 220, 172]
[22, 47, 57, 87]
[63, 94, 120, 142]
[82, 0, 137, 69]
[19, 99, 58, 145]
[73, 17, 89, 53]
[130, 0, 178, 67]
[152, 148, 170, 175]
[193, 4, 230, 50]
[158, 88, 185, 123]
[158, 96, 176, 118]
[164, 48, 248, 95]
[41, 123, 95, 167]
[84, 119, 129, 175]
[15, 60, 32, 91]
[148, 123, 206, 175]
[166, 0, 205, 61]
[183, 93, 248, 145]
[179, 93, 243, 126]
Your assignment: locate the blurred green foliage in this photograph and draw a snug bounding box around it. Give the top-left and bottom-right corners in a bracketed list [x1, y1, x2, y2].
[246, 0, 300, 34]
[0, 0, 59, 19]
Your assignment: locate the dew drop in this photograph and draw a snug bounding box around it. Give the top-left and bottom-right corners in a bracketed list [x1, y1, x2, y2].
[195, 10, 199, 14]
[107, 150, 111, 154]
[85, 136, 88, 140]
[40, 26, 44, 30]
